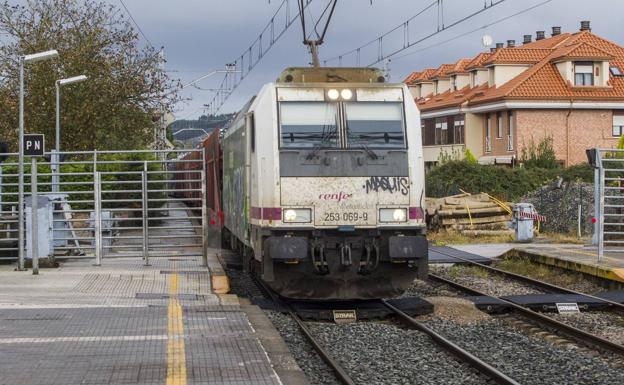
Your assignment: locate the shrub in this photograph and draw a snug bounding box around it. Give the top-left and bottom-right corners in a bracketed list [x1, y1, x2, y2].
[425, 160, 592, 201]
[464, 149, 477, 164]
[520, 136, 559, 169]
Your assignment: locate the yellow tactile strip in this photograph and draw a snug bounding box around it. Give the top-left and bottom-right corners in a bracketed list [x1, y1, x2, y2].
[166, 263, 188, 385]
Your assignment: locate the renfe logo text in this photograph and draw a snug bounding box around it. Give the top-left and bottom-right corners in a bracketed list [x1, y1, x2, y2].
[319, 191, 353, 202]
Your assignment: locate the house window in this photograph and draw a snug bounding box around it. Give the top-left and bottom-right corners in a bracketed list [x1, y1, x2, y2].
[422, 120, 435, 146]
[470, 71, 476, 87]
[497, 112, 503, 138]
[435, 120, 448, 144]
[454, 118, 465, 144]
[574, 62, 594, 86]
[611, 66, 623, 77]
[451, 76, 457, 91]
[613, 115, 624, 137]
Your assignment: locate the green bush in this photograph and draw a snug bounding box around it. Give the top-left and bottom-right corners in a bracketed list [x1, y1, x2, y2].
[426, 160, 593, 201]
[520, 135, 559, 169]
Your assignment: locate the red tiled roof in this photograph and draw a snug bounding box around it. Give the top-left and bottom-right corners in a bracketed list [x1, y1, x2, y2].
[464, 52, 492, 70]
[406, 68, 436, 84]
[430, 64, 455, 79]
[411, 29, 624, 112]
[417, 83, 490, 111]
[447, 58, 473, 74]
[482, 48, 551, 65]
[518, 33, 571, 49]
[550, 42, 614, 62]
[403, 71, 421, 84]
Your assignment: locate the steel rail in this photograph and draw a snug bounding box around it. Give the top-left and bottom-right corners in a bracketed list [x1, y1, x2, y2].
[381, 300, 520, 385]
[429, 273, 624, 356]
[252, 276, 356, 385]
[433, 248, 624, 313]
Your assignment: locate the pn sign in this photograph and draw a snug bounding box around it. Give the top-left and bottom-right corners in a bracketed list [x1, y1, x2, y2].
[24, 134, 45, 156]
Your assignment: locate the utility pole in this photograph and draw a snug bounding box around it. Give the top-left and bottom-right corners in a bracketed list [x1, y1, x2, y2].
[155, 47, 167, 151]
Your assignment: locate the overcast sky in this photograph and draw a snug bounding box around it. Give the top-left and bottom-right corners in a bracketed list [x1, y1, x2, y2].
[107, 0, 623, 120]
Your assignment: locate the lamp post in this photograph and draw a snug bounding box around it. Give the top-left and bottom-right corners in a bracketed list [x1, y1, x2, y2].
[53, 74, 87, 193]
[17, 49, 58, 271]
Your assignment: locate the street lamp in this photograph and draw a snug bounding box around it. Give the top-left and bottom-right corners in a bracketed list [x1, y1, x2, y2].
[53, 74, 87, 193]
[18, 49, 58, 271]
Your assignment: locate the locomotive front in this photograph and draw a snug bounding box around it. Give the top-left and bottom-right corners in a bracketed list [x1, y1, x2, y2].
[224, 67, 427, 300]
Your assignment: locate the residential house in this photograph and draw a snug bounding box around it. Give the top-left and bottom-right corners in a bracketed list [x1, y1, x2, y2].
[405, 21, 624, 167]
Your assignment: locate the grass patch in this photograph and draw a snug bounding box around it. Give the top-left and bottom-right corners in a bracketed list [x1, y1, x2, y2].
[428, 229, 514, 246]
[537, 232, 587, 245]
[495, 257, 588, 287]
[442, 265, 490, 279]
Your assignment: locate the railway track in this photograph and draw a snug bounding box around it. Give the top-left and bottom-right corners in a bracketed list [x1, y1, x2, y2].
[252, 275, 357, 385]
[428, 249, 624, 357]
[252, 272, 520, 385]
[433, 248, 624, 313]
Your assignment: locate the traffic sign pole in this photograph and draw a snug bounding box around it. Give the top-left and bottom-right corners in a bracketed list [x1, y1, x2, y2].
[31, 157, 38, 275]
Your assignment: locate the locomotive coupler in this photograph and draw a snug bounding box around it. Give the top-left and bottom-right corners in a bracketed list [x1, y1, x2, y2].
[359, 242, 380, 275]
[311, 244, 329, 275]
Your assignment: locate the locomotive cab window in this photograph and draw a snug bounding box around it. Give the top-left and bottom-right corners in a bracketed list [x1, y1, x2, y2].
[279, 102, 338, 148]
[345, 102, 405, 148]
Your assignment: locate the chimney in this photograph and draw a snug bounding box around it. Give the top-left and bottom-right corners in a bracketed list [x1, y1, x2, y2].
[580, 20, 591, 31]
[490, 47, 496, 53]
[507, 40, 516, 48]
[536, 31, 545, 40]
[496, 42, 505, 50]
[523, 34, 532, 44]
[552, 26, 561, 36]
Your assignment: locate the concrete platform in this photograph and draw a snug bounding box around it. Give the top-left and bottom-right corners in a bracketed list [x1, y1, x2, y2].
[512, 244, 624, 285]
[0, 256, 306, 384]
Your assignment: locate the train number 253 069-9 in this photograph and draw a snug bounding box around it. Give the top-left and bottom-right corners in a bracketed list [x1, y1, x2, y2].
[324, 212, 369, 222]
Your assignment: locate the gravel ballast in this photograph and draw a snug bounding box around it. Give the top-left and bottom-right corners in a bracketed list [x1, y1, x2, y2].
[308, 321, 487, 385]
[425, 318, 624, 385]
[430, 265, 546, 297]
[549, 311, 624, 346]
[265, 311, 341, 385]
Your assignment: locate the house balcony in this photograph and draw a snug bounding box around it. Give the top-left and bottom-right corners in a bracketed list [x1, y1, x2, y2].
[423, 143, 466, 163]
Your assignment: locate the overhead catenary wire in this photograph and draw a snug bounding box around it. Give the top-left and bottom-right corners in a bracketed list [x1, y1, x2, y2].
[324, 0, 508, 67]
[203, 0, 314, 116]
[118, 0, 154, 48]
[391, 0, 555, 62]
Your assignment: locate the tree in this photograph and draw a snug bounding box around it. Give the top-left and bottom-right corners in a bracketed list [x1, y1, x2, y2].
[0, 0, 180, 151]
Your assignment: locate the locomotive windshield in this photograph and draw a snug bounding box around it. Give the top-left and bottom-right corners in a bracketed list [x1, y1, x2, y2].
[278, 99, 405, 150]
[279, 102, 338, 148]
[345, 102, 405, 148]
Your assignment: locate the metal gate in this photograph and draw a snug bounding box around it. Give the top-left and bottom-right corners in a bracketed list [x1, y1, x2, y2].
[594, 148, 624, 260]
[0, 149, 207, 267]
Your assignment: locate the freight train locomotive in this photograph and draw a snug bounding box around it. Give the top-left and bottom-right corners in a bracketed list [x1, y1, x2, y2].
[178, 67, 428, 300]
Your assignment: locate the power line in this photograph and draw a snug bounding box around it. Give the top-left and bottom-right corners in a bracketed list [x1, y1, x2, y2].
[119, 0, 154, 47]
[392, 0, 555, 62]
[203, 0, 314, 116]
[324, 0, 508, 67]
[323, 0, 437, 65]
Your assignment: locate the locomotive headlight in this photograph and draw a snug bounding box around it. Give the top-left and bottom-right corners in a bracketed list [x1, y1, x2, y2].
[340, 89, 353, 100]
[327, 89, 340, 100]
[379, 208, 407, 223]
[283, 208, 312, 223]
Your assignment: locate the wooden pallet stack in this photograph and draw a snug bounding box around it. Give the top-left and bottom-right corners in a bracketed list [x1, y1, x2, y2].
[425, 192, 513, 236]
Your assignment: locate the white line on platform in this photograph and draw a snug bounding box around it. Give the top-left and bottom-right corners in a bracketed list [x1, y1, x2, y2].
[0, 335, 169, 344]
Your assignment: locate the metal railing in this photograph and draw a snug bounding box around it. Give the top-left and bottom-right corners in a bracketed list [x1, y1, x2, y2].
[0, 149, 207, 267]
[485, 137, 492, 152]
[594, 148, 624, 260]
[507, 134, 513, 151]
